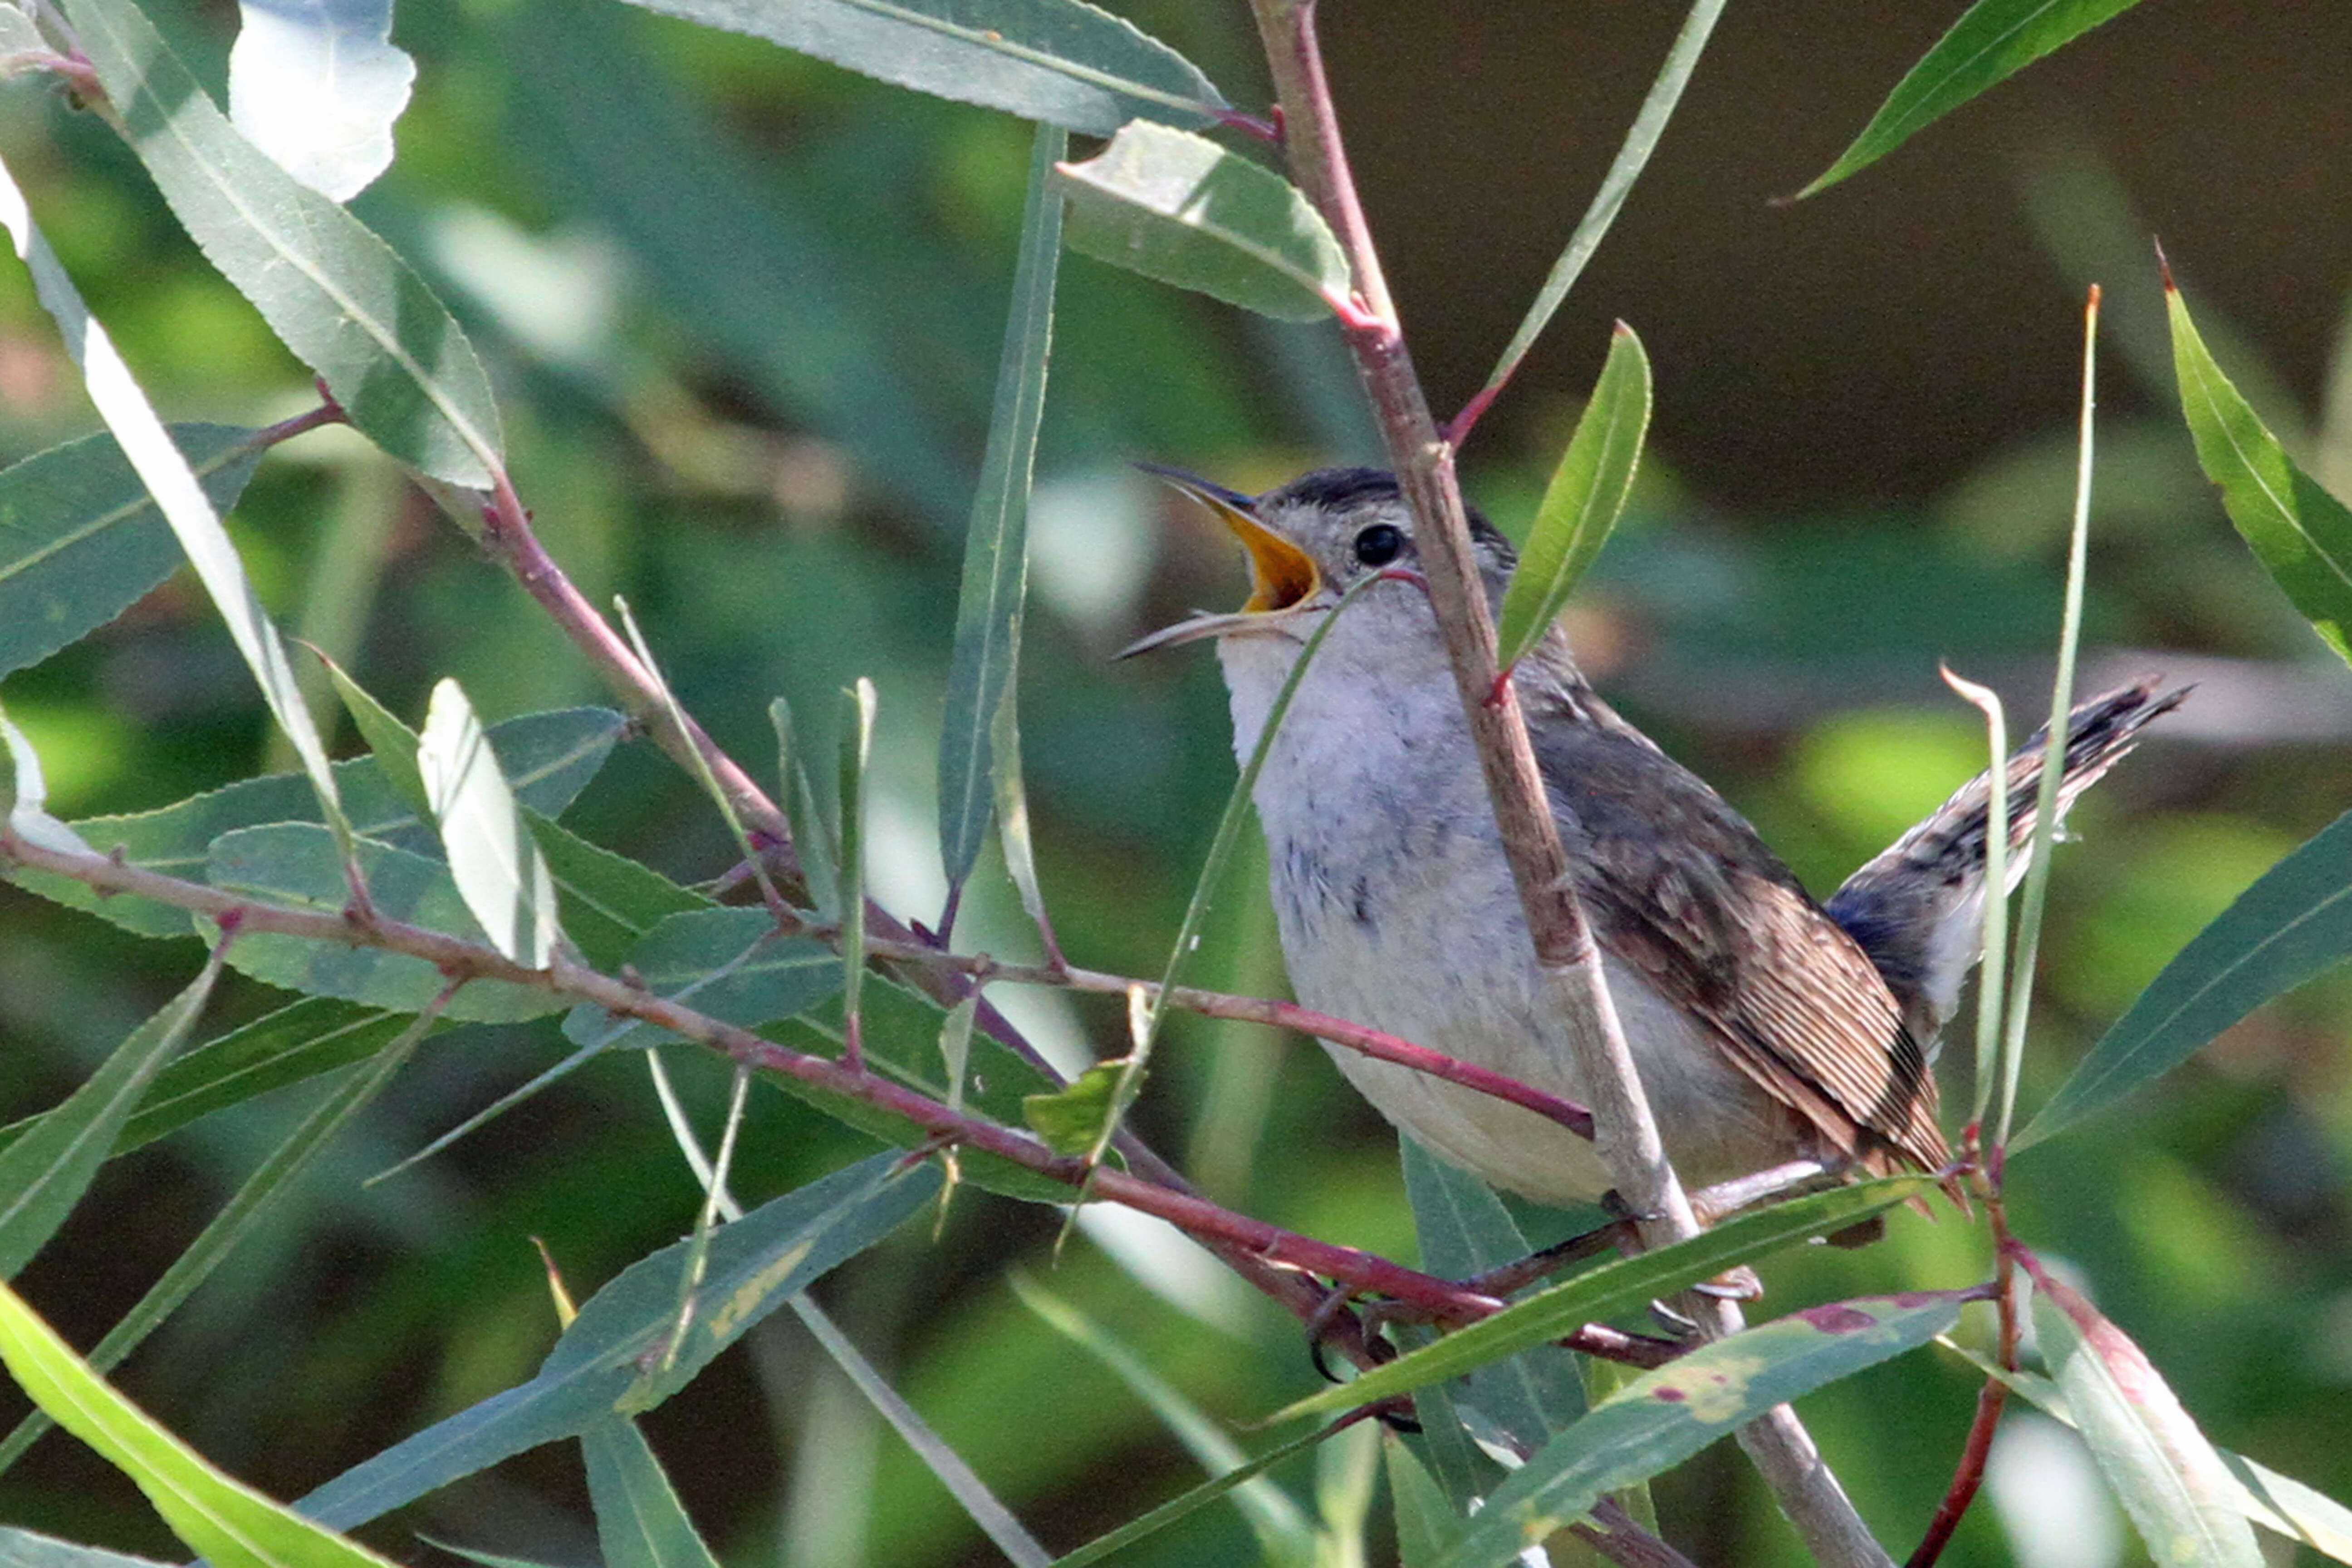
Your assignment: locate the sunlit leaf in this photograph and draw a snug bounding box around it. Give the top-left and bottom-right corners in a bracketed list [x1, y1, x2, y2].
[0, 147, 357, 874]
[1945, 1333, 2352, 1560]
[228, 0, 414, 202]
[0, 424, 265, 680]
[299, 1154, 939, 1529]
[0, 954, 220, 1277]
[1432, 1292, 1970, 1568]
[940, 123, 1064, 911]
[1058, 124, 1349, 323]
[2020, 807, 2352, 1148]
[1494, 323, 1651, 670]
[418, 679, 564, 969]
[2168, 273, 2352, 665]
[0, 1279, 402, 1568]
[59, 0, 503, 485]
[2031, 1270, 2262, 1568]
[1274, 1178, 1936, 1424]
[1795, 0, 2148, 199]
[608, 0, 1225, 134]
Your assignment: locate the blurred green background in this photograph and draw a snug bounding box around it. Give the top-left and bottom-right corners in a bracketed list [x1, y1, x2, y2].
[0, 0, 2347, 1563]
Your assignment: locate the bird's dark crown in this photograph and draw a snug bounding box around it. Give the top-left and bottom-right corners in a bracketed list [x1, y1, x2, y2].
[1263, 467, 1518, 566]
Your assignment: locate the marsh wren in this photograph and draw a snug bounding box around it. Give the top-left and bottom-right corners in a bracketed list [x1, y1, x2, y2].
[1124, 467, 2180, 1213]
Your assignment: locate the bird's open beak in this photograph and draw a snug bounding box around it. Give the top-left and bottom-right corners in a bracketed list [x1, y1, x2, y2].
[1118, 468, 1323, 659]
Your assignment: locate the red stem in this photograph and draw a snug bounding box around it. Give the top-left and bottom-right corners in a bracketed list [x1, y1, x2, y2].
[0, 827, 1659, 1354]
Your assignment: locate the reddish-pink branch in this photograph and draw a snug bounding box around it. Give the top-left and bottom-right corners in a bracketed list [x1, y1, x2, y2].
[0, 826, 1663, 1358]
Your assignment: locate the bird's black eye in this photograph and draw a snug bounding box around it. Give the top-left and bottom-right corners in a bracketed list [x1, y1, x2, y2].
[1352, 522, 1404, 568]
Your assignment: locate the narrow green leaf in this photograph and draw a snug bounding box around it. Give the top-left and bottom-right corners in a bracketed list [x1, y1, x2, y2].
[419, 679, 564, 968]
[2215, 1455, 2352, 1564]
[2031, 1272, 2263, 1568]
[582, 1421, 722, 1568]
[770, 696, 836, 920]
[609, 0, 1224, 135]
[2168, 274, 2352, 664]
[0, 1005, 434, 1480]
[1463, 0, 1721, 434]
[1399, 1141, 1584, 1449]
[1017, 1276, 1307, 1563]
[614, 598, 784, 915]
[121, 999, 417, 1156]
[1273, 1178, 1935, 1424]
[0, 953, 221, 1277]
[1493, 324, 1652, 670]
[0, 147, 356, 876]
[0, 1526, 174, 1568]
[0, 1279, 402, 1568]
[940, 122, 1065, 909]
[316, 652, 426, 817]
[1795, 0, 2147, 199]
[12, 708, 622, 941]
[1994, 284, 2102, 1149]
[1432, 1291, 1970, 1568]
[0, 424, 265, 679]
[990, 647, 1057, 954]
[207, 824, 565, 1022]
[1386, 1439, 1463, 1568]
[1058, 124, 1350, 323]
[793, 1294, 1050, 1568]
[299, 1154, 939, 1529]
[837, 679, 875, 1057]
[1046, 1419, 1341, 1568]
[58, 0, 503, 485]
[2020, 808, 2352, 1148]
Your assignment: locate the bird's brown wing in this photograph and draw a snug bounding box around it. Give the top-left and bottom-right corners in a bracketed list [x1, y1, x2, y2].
[1530, 696, 1949, 1176]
